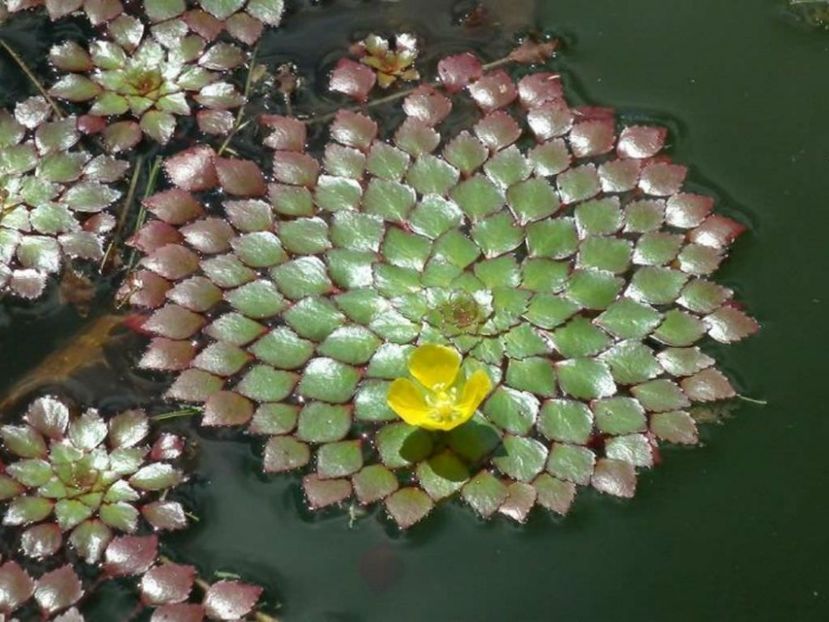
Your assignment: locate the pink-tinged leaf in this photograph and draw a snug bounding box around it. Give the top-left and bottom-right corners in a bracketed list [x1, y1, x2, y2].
[166, 369, 224, 402]
[394, 118, 441, 157]
[78, 114, 107, 135]
[49, 74, 101, 102]
[144, 190, 205, 225]
[330, 110, 378, 152]
[33, 565, 83, 616]
[474, 110, 522, 152]
[215, 157, 267, 197]
[617, 125, 668, 159]
[180, 218, 235, 255]
[21, 523, 62, 559]
[203, 581, 263, 621]
[271, 151, 320, 187]
[329, 58, 376, 102]
[385, 487, 434, 529]
[591, 458, 636, 498]
[167, 276, 223, 312]
[402, 86, 452, 127]
[199, 43, 244, 71]
[108, 409, 149, 448]
[303, 473, 352, 509]
[527, 101, 573, 141]
[104, 534, 158, 576]
[54, 606, 85, 622]
[498, 481, 537, 523]
[140, 110, 177, 145]
[468, 70, 517, 112]
[225, 12, 265, 45]
[24, 396, 69, 439]
[508, 38, 559, 64]
[103, 120, 142, 153]
[263, 437, 310, 473]
[151, 433, 186, 461]
[518, 72, 563, 108]
[151, 603, 206, 622]
[0, 561, 35, 613]
[141, 563, 196, 606]
[84, 0, 123, 25]
[164, 145, 219, 192]
[82, 212, 117, 233]
[144, 305, 206, 340]
[203, 391, 254, 427]
[689, 215, 747, 249]
[437, 52, 483, 93]
[639, 161, 688, 196]
[574, 106, 616, 122]
[140, 338, 197, 371]
[183, 10, 224, 41]
[704, 305, 759, 344]
[84, 154, 129, 183]
[680, 368, 736, 402]
[142, 501, 188, 531]
[10, 269, 47, 299]
[197, 110, 235, 136]
[650, 411, 699, 445]
[122, 270, 171, 309]
[223, 200, 273, 232]
[261, 115, 307, 152]
[141, 244, 200, 280]
[665, 193, 715, 228]
[569, 119, 616, 158]
[533, 474, 576, 516]
[598, 159, 641, 193]
[129, 221, 184, 254]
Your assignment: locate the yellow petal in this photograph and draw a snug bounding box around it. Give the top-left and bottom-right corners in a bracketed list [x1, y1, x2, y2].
[408, 344, 462, 391]
[455, 370, 493, 419]
[387, 378, 433, 427]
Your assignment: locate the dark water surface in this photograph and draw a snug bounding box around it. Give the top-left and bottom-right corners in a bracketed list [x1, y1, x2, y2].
[1, 0, 828, 620]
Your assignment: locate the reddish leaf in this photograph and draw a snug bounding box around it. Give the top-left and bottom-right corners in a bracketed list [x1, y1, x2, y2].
[329, 58, 377, 102]
[144, 190, 205, 225]
[271, 151, 320, 187]
[21, 523, 62, 559]
[33, 565, 83, 616]
[468, 70, 518, 112]
[569, 119, 616, 158]
[330, 110, 378, 152]
[680, 368, 737, 402]
[617, 125, 668, 159]
[0, 561, 35, 613]
[599, 158, 641, 193]
[104, 534, 159, 576]
[129, 221, 184, 254]
[203, 391, 254, 427]
[639, 161, 688, 196]
[197, 110, 235, 136]
[402, 86, 452, 127]
[202, 580, 263, 621]
[183, 10, 224, 41]
[303, 473, 352, 509]
[262, 115, 307, 152]
[151, 433, 186, 461]
[437, 52, 483, 93]
[180, 218, 235, 255]
[704, 305, 760, 344]
[151, 603, 206, 622]
[141, 563, 196, 606]
[689, 215, 747, 249]
[167, 276, 224, 312]
[24, 396, 69, 439]
[665, 193, 715, 228]
[144, 305, 206, 340]
[527, 101, 573, 141]
[166, 369, 224, 402]
[474, 110, 522, 152]
[518, 72, 563, 108]
[164, 145, 219, 192]
[497, 481, 537, 524]
[140, 338, 196, 371]
[215, 157, 267, 197]
[508, 39, 559, 65]
[142, 244, 201, 280]
[142, 500, 188, 531]
[122, 270, 172, 309]
[591, 458, 636, 498]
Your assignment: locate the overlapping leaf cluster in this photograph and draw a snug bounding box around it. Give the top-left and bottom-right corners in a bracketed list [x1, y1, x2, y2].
[0, 97, 128, 298]
[126, 48, 758, 529]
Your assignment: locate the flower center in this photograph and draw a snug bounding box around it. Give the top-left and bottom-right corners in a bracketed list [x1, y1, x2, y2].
[436, 291, 488, 333]
[127, 68, 163, 96]
[427, 388, 460, 421]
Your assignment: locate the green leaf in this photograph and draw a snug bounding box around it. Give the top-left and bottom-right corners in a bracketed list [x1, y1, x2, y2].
[628, 266, 689, 305]
[552, 317, 611, 358]
[556, 358, 616, 399]
[600, 341, 662, 385]
[523, 294, 579, 330]
[450, 175, 505, 220]
[298, 358, 361, 404]
[100, 502, 139, 532]
[526, 218, 578, 259]
[363, 179, 416, 222]
[631, 380, 691, 412]
[317, 441, 363, 479]
[129, 463, 182, 491]
[366, 142, 410, 181]
[385, 487, 433, 529]
[546, 443, 595, 485]
[236, 366, 298, 402]
[206, 313, 265, 346]
[507, 177, 560, 224]
[653, 310, 707, 347]
[201, 255, 256, 289]
[376, 423, 434, 469]
[650, 411, 698, 445]
[595, 298, 662, 340]
[354, 381, 398, 422]
[319, 326, 381, 364]
[556, 164, 600, 204]
[537, 399, 593, 444]
[605, 434, 653, 467]
[528, 139, 571, 176]
[416, 451, 469, 500]
[461, 471, 508, 518]
[263, 437, 310, 473]
[353, 465, 399, 503]
[470, 211, 523, 258]
[330, 211, 385, 251]
[574, 198, 622, 236]
[492, 435, 548, 482]
[473, 256, 521, 289]
[406, 155, 459, 196]
[225, 280, 287, 319]
[283, 297, 346, 341]
[314, 175, 363, 212]
[484, 145, 531, 189]
[593, 397, 647, 435]
[533, 473, 576, 515]
[578, 236, 633, 273]
[296, 402, 352, 443]
[409, 195, 464, 239]
[521, 258, 569, 292]
[249, 327, 314, 370]
[55, 498, 93, 531]
[633, 232, 683, 266]
[505, 357, 557, 397]
[565, 269, 624, 310]
[278, 218, 331, 255]
[624, 199, 665, 233]
[335, 289, 389, 325]
[502, 324, 549, 359]
[270, 257, 333, 300]
[483, 387, 539, 435]
[433, 230, 481, 268]
[1, 425, 47, 459]
[249, 404, 299, 436]
[382, 227, 432, 271]
[326, 249, 376, 289]
[6, 459, 53, 487]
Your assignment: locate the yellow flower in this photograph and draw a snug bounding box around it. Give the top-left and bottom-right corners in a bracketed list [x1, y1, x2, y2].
[387, 344, 492, 431]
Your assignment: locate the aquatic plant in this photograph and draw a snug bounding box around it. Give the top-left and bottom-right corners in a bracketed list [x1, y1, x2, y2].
[125, 43, 758, 529]
[0, 96, 128, 299]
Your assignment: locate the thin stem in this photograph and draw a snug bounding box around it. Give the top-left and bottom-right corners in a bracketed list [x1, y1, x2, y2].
[218, 45, 259, 156]
[737, 394, 768, 406]
[101, 156, 144, 270]
[125, 156, 163, 273]
[305, 52, 519, 126]
[0, 39, 64, 119]
[151, 408, 201, 422]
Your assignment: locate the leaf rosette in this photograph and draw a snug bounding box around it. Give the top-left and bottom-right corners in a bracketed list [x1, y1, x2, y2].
[0, 396, 187, 563]
[0, 96, 128, 299]
[126, 48, 758, 529]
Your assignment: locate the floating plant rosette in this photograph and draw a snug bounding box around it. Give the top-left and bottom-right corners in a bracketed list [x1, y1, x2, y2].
[122, 41, 759, 529]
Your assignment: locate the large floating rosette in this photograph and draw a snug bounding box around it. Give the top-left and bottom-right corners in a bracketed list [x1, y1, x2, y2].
[125, 48, 758, 529]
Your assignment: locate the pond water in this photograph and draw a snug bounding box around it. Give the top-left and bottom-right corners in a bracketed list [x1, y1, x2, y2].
[1, 0, 828, 620]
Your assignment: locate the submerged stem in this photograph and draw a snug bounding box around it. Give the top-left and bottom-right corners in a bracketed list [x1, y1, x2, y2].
[218, 45, 259, 156]
[0, 38, 64, 119]
[101, 156, 144, 270]
[151, 407, 201, 422]
[737, 394, 768, 406]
